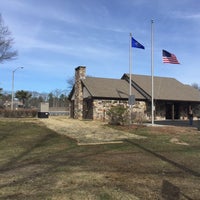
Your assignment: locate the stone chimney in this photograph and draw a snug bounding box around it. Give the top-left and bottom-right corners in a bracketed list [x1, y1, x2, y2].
[74, 66, 86, 119]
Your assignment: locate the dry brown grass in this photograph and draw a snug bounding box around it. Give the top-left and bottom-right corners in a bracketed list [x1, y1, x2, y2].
[0, 117, 200, 199]
[39, 116, 145, 145]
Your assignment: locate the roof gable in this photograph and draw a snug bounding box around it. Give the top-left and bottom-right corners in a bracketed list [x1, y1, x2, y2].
[82, 77, 145, 99]
[123, 74, 200, 102]
[69, 71, 200, 102]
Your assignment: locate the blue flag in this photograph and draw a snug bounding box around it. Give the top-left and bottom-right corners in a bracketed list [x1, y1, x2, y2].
[132, 37, 145, 49]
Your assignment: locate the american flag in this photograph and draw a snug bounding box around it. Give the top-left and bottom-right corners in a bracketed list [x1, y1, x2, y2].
[162, 50, 180, 64]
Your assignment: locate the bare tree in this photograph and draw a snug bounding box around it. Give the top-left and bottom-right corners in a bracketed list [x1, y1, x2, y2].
[66, 75, 92, 92]
[191, 83, 200, 90]
[66, 76, 75, 91]
[0, 14, 17, 63]
[48, 89, 69, 107]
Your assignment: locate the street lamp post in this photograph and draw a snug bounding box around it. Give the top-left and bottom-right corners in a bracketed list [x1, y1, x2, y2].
[11, 67, 24, 110]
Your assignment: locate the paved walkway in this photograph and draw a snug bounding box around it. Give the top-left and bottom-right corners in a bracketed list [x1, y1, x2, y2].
[151, 119, 199, 128]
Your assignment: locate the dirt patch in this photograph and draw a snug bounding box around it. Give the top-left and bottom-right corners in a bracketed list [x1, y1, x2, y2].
[39, 117, 145, 145]
[170, 137, 189, 145]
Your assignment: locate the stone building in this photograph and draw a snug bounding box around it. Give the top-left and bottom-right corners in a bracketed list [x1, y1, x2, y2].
[69, 66, 200, 121]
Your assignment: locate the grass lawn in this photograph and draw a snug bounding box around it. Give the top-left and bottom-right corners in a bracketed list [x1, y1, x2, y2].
[0, 119, 200, 199]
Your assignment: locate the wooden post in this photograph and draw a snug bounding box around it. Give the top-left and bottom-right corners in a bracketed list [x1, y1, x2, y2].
[172, 104, 174, 120]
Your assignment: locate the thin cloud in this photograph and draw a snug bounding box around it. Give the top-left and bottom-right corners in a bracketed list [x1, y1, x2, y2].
[1, 0, 200, 92]
[172, 10, 200, 20]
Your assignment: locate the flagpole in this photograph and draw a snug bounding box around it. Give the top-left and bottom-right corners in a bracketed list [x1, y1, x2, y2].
[129, 33, 132, 125]
[129, 33, 132, 100]
[151, 20, 154, 125]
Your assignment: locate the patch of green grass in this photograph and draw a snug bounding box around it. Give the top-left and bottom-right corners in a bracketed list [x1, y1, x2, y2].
[0, 121, 76, 166]
[99, 193, 112, 200]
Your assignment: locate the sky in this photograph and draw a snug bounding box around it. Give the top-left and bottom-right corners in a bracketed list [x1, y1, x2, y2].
[0, 0, 200, 94]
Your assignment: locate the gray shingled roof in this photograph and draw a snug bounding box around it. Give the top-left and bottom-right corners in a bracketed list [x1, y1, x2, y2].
[127, 74, 200, 102]
[79, 74, 200, 102]
[82, 77, 145, 99]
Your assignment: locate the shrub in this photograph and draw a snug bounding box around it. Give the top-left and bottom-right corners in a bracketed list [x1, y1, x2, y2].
[107, 105, 147, 125]
[131, 112, 146, 124]
[0, 109, 38, 118]
[107, 105, 129, 125]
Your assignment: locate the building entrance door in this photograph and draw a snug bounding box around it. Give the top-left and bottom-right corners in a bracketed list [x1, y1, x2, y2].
[166, 103, 180, 120]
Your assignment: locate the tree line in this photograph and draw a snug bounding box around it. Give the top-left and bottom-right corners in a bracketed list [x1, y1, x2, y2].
[0, 89, 69, 109]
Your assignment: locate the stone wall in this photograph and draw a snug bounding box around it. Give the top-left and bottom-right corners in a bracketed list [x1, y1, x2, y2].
[92, 99, 147, 121]
[74, 66, 86, 119]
